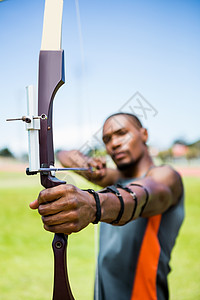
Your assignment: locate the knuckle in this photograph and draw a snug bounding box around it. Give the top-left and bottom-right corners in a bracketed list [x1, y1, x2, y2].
[66, 184, 77, 193]
[38, 204, 45, 215]
[44, 224, 57, 233]
[42, 216, 51, 225]
[69, 221, 79, 233]
[61, 195, 78, 210]
[71, 210, 79, 222]
[39, 188, 52, 202]
[38, 190, 46, 202]
[43, 224, 50, 232]
[41, 215, 46, 224]
[55, 184, 66, 194]
[69, 196, 79, 209]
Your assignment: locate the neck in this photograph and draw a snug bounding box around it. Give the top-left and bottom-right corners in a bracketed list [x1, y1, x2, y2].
[119, 152, 154, 179]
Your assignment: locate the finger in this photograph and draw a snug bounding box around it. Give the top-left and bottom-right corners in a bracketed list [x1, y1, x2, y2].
[29, 199, 39, 209]
[38, 199, 63, 216]
[38, 184, 76, 205]
[42, 210, 77, 226]
[88, 161, 104, 173]
[101, 156, 106, 167]
[44, 221, 79, 235]
[38, 193, 78, 216]
[38, 186, 64, 205]
[87, 158, 99, 169]
[94, 157, 106, 170]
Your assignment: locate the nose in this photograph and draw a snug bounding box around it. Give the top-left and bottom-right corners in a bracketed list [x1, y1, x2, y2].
[110, 135, 122, 150]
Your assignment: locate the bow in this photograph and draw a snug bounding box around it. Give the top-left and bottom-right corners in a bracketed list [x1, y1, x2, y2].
[7, 0, 83, 299]
[36, 1, 74, 299]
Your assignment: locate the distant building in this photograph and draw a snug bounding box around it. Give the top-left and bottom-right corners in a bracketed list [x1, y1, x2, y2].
[172, 143, 188, 158]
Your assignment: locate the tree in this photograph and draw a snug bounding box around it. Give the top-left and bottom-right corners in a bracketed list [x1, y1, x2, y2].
[0, 147, 14, 158]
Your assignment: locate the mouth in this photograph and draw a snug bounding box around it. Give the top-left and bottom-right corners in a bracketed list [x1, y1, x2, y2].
[113, 151, 127, 160]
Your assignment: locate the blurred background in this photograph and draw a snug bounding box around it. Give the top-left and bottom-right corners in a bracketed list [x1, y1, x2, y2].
[0, 0, 199, 299]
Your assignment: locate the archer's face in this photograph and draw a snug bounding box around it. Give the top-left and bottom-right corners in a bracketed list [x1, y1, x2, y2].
[102, 115, 148, 168]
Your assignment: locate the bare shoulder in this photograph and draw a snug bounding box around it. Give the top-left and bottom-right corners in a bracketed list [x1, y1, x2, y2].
[147, 165, 180, 182]
[147, 165, 183, 202]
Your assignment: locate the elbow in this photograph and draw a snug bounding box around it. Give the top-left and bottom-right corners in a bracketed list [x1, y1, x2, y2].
[143, 186, 173, 217]
[159, 185, 173, 212]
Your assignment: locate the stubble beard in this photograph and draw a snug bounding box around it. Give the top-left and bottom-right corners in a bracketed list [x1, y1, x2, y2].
[116, 151, 144, 175]
[116, 159, 136, 172]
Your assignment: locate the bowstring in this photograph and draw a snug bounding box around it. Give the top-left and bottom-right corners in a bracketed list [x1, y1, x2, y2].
[74, 1, 99, 299]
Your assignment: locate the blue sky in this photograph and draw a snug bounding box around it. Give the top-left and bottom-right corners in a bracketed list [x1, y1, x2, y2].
[0, 0, 200, 156]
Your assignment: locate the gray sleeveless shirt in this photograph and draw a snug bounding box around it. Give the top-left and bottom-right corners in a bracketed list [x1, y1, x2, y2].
[95, 172, 184, 300]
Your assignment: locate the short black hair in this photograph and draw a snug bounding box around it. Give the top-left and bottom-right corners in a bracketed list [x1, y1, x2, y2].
[104, 112, 143, 129]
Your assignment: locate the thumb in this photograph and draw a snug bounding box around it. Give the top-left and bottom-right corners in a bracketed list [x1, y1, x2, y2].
[29, 199, 39, 209]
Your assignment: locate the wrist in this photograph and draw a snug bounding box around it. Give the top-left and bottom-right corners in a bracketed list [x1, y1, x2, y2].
[98, 192, 121, 223]
[83, 189, 101, 224]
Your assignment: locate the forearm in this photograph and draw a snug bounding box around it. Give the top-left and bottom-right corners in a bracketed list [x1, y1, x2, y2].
[57, 150, 119, 187]
[96, 179, 174, 225]
[57, 150, 96, 181]
[57, 150, 88, 168]
[97, 185, 148, 225]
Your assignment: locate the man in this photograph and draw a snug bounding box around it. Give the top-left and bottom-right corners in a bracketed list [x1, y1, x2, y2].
[30, 113, 184, 300]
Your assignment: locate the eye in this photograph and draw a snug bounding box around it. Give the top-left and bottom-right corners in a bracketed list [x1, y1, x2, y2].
[102, 135, 111, 144]
[117, 129, 127, 136]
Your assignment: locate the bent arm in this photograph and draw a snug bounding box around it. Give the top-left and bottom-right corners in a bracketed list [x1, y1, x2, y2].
[31, 165, 183, 234]
[98, 165, 183, 224]
[57, 150, 120, 187]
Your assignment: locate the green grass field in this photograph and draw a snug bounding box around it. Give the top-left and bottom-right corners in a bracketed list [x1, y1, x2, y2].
[0, 171, 199, 299]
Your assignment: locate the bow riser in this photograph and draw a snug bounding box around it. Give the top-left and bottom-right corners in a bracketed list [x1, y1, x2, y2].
[38, 50, 66, 188]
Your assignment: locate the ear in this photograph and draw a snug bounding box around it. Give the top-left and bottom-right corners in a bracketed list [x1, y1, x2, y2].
[140, 128, 148, 144]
